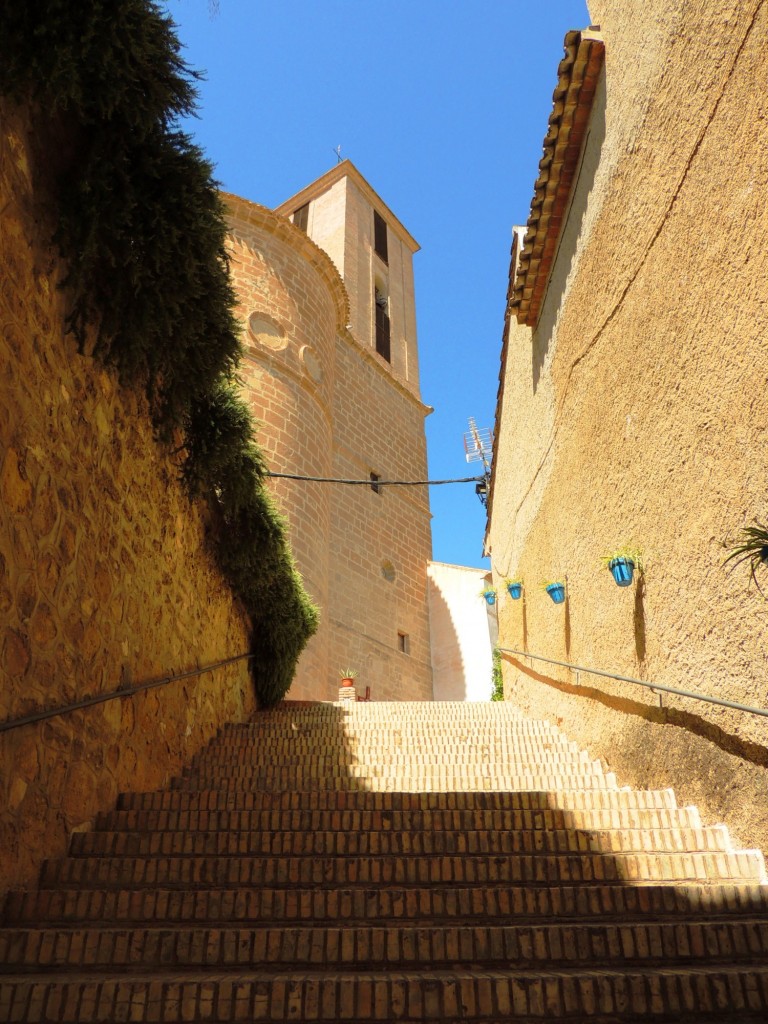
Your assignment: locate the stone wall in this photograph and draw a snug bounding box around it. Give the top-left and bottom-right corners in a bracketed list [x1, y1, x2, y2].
[0, 101, 255, 897]
[225, 196, 346, 700]
[486, 0, 768, 853]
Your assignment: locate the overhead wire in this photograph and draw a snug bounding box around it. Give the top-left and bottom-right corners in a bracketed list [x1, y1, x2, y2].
[265, 472, 485, 486]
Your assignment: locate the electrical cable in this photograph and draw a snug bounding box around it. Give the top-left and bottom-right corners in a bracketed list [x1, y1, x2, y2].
[265, 472, 486, 486]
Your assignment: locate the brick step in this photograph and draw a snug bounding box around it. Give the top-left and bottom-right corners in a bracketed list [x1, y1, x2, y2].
[170, 772, 620, 792]
[115, 787, 680, 813]
[225, 722, 569, 735]
[2, 965, 768, 1020]
[8, 882, 767, 928]
[192, 746, 594, 764]
[223, 724, 570, 740]
[220, 719, 572, 733]
[250, 706, 543, 718]
[95, 804, 705, 835]
[67, 825, 733, 859]
[37, 850, 767, 889]
[180, 761, 614, 782]
[3, 918, 768, 974]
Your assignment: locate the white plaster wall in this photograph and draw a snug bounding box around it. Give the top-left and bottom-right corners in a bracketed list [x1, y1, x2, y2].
[427, 562, 494, 701]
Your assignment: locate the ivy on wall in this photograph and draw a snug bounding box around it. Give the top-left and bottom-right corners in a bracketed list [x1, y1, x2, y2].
[0, 0, 317, 706]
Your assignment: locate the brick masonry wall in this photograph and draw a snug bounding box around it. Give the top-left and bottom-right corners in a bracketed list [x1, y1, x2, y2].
[0, 101, 255, 896]
[225, 198, 344, 699]
[487, 0, 768, 853]
[225, 192, 433, 702]
[343, 178, 421, 392]
[329, 334, 433, 701]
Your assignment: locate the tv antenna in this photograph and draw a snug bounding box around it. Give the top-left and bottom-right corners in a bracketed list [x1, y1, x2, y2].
[333, 145, 343, 164]
[463, 417, 493, 507]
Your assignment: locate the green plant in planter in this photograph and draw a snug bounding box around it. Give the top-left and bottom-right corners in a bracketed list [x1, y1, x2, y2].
[723, 522, 768, 595]
[540, 579, 566, 604]
[600, 545, 644, 587]
[599, 546, 645, 574]
[339, 668, 358, 680]
[479, 586, 497, 606]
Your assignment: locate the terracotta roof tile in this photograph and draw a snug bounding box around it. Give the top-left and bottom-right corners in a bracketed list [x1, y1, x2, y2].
[511, 28, 605, 327]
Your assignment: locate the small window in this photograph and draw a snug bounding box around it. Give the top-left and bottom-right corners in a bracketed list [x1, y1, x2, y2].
[373, 210, 388, 263]
[398, 632, 410, 655]
[293, 203, 309, 232]
[370, 472, 381, 494]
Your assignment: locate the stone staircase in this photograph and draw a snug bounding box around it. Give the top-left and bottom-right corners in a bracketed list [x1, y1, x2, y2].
[2, 700, 768, 1021]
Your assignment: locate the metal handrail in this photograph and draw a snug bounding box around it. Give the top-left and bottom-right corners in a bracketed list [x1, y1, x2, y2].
[0, 652, 254, 735]
[498, 646, 768, 720]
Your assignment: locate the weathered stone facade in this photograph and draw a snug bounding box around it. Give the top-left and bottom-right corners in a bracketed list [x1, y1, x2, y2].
[228, 164, 434, 701]
[0, 100, 255, 896]
[486, 1, 768, 853]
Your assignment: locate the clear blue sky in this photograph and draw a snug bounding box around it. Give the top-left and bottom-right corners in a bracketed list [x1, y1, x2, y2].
[163, 0, 589, 568]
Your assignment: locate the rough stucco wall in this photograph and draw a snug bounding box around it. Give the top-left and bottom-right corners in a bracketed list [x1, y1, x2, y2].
[428, 563, 494, 701]
[488, 0, 768, 853]
[0, 101, 255, 896]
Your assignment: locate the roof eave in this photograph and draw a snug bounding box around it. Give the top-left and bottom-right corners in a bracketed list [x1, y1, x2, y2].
[510, 28, 605, 328]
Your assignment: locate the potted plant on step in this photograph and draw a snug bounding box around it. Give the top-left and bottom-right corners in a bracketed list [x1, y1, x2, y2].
[600, 546, 644, 587]
[505, 578, 523, 600]
[479, 586, 497, 606]
[541, 579, 566, 604]
[723, 521, 768, 595]
[339, 669, 357, 687]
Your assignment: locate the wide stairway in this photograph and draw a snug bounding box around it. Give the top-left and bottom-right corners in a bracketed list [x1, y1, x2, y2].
[2, 701, 768, 1022]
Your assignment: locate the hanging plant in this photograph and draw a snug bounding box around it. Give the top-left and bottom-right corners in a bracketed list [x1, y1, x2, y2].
[540, 580, 566, 604]
[723, 522, 768, 596]
[505, 578, 523, 600]
[479, 587, 497, 606]
[600, 546, 644, 588]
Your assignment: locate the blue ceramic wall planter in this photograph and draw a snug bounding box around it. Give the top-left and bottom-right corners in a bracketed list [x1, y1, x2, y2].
[507, 582, 523, 600]
[609, 557, 635, 587]
[482, 590, 496, 606]
[545, 583, 566, 605]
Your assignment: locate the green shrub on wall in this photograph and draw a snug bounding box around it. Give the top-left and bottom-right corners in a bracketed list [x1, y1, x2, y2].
[0, 0, 317, 705]
[491, 649, 504, 701]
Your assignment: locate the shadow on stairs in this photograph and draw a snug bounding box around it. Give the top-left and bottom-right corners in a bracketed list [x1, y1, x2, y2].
[1, 700, 767, 1022]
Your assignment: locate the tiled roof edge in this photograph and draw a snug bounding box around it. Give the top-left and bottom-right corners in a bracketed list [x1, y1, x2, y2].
[511, 28, 605, 328]
[483, 227, 525, 554]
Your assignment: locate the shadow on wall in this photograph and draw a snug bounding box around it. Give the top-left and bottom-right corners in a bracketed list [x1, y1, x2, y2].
[428, 577, 470, 701]
[532, 83, 606, 395]
[427, 565, 495, 701]
[634, 575, 647, 663]
[502, 652, 768, 780]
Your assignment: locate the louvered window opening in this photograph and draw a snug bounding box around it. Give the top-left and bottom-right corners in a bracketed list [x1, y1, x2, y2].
[293, 203, 309, 232]
[375, 303, 391, 362]
[373, 210, 388, 263]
